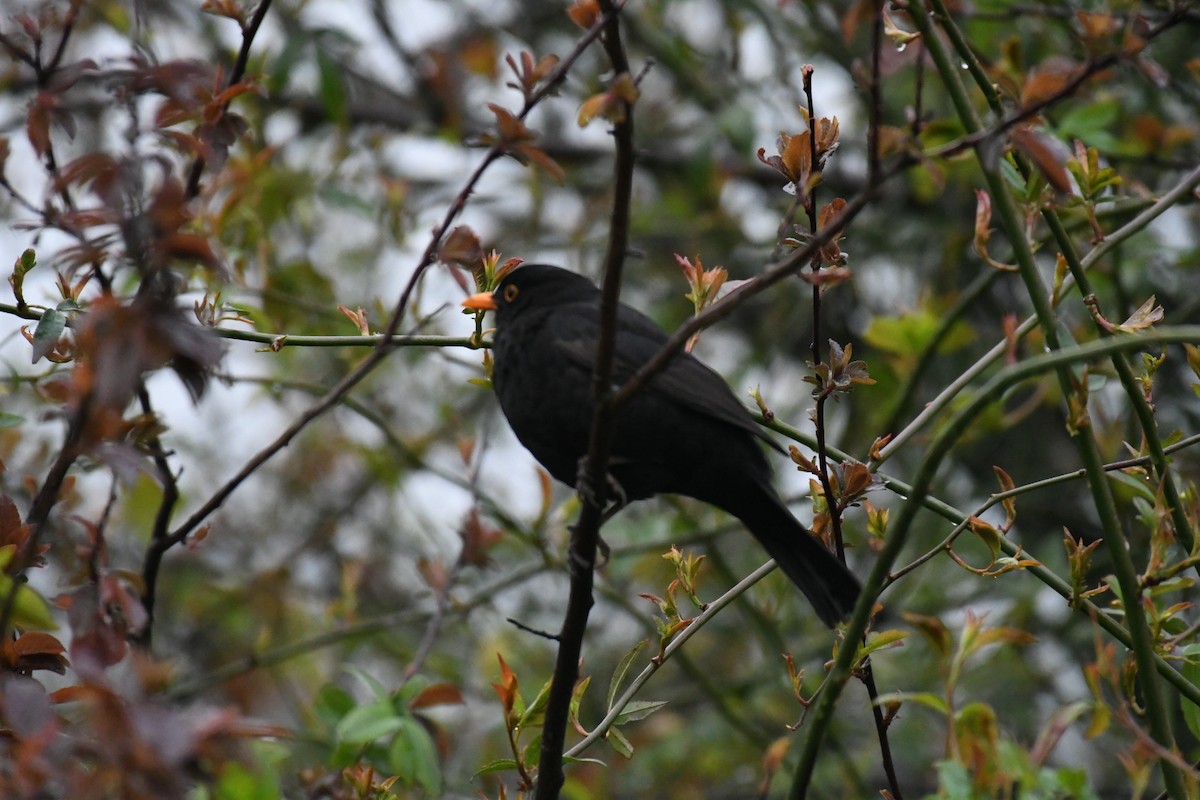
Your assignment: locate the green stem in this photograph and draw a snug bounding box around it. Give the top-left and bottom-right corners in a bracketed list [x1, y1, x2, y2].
[0, 300, 483, 349]
[848, 4, 1187, 797]
[926, 0, 1199, 559]
[878, 268, 1001, 438]
[877, 161, 1200, 465]
[790, 325, 1200, 797]
[1041, 213, 1197, 556]
[765, 417, 1200, 709]
[925, 2, 1191, 795]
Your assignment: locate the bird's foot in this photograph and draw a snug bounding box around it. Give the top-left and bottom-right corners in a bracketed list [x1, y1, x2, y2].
[569, 457, 625, 573]
[574, 456, 628, 518]
[563, 527, 612, 571]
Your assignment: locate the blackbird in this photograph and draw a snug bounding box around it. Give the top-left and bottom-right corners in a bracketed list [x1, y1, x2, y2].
[462, 264, 860, 627]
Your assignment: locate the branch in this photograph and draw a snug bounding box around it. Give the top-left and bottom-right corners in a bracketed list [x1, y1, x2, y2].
[535, 1, 637, 795]
[877, 127, 1200, 464]
[166, 559, 548, 700]
[0, 302, 482, 350]
[185, 0, 274, 198]
[887, 431, 1200, 585]
[846, 8, 1190, 797]
[763, 412, 1200, 711]
[610, 163, 901, 415]
[565, 560, 778, 757]
[159, 5, 624, 558]
[789, 321, 1200, 795]
[134, 386, 181, 646]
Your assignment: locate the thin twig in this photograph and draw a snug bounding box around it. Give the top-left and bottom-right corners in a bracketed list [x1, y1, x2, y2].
[160, 5, 626, 556]
[135, 386, 181, 646]
[887, 432, 1200, 585]
[565, 560, 779, 757]
[790, 326, 1200, 795]
[877, 162, 1200, 463]
[610, 161, 906, 416]
[185, 0, 274, 199]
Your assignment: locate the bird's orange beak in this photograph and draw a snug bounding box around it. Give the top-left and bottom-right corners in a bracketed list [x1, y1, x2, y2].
[461, 291, 498, 311]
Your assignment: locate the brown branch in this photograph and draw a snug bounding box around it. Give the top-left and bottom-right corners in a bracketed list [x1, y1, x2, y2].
[45, 2, 80, 75]
[185, 0, 274, 199]
[928, 6, 1189, 160]
[158, 3, 626, 567]
[134, 386, 181, 647]
[609, 157, 908, 417]
[850, 4, 904, 797]
[534, 1, 637, 796]
[0, 396, 90, 638]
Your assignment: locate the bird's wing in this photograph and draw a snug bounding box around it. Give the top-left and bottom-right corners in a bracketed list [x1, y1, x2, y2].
[552, 303, 783, 453]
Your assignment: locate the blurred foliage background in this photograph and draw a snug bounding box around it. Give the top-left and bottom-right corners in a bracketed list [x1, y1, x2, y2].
[1, 0, 1199, 797]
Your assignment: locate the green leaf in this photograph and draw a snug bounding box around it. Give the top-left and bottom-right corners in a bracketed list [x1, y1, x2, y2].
[0, 413, 23, 429]
[858, 628, 910, 659]
[863, 309, 974, 359]
[315, 49, 347, 124]
[567, 674, 591, 734]
[314, 683, 356, 729]
[396, 673, 430, 708]
[9, 248, 36, 306]
[1180, 644, 1200, 741]
[1048, 766, 1097, 798]
[1000, 158, 1026, 192]
[613, 699, 667, 726]
[1109, 469, 1156, 504]
[387, 716, 442, 795]
[335, 699, 405, 744]
[0, 571, 57, 630]
[344, 664, 391, 701]
[212, 761, 281, 800]
[473, 759, 519, 778]
[875, 690, 949, 716]
[517, 675, 552, 731]
[606, 726, 633, 759]
[936, 759, 974, 799]
[15, 248, 37, 278]
[12, 584, 57, 630]
[318, 186, 376, 215]
[30, 308, 65, 363]
[267, 33, 310, 95]
[608, 639, 648, 708]
[13, 585, 56, 628]
[1057, 100, 1118, 142]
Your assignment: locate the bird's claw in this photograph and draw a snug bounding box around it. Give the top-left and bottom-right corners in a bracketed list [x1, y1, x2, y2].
[571, 456, 622, 572]
[575, 456, 628, 516]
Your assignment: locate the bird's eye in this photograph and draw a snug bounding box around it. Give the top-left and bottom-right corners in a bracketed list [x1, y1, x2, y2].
[503, 284, 519, 302]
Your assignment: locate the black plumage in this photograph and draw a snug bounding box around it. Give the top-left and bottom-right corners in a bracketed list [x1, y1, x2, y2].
[464, 264, 860, 626]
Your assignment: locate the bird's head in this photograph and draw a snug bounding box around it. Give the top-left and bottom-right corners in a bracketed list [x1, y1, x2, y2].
[461, 264, 599, 324]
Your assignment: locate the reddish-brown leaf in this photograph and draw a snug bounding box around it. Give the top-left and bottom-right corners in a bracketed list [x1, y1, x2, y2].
[26, 94, 52, 156]
[411, 683, 465, 710]
[567, 0, 601, 29]
[1012, 127, 1071, 193]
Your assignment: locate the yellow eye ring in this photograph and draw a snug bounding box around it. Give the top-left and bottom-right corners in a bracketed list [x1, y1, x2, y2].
[503, 284, 519, 302]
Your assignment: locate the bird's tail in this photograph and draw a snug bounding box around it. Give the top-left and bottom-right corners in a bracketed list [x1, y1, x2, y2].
[738, 495, 861, 628]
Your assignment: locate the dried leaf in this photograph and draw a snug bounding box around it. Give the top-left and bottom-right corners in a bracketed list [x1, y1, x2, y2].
[1114, 295, 1163, 333]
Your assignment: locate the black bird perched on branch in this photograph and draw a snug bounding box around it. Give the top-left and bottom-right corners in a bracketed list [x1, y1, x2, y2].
[462, 264, 860, 627]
